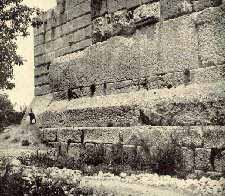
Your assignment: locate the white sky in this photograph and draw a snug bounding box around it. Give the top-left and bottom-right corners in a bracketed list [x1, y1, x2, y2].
[5, 0, 56, 110]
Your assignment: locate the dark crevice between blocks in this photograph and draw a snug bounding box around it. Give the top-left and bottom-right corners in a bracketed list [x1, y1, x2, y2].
[90, 84, 96, 97]
[210, 148, 225, 170]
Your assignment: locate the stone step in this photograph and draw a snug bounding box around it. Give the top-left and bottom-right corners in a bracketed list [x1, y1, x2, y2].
[37, 81, 225, 127]
[42, 125, 225, 173]
[41, 125, 225, 149]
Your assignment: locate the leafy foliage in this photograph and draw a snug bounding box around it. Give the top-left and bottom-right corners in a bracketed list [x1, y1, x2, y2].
[0, 0, 41, 89]
[0, 94, 25, 129]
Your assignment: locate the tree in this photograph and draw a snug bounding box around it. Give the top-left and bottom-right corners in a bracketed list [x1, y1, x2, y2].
[0, 93, 13, 112]
[0, 0, 40, 90]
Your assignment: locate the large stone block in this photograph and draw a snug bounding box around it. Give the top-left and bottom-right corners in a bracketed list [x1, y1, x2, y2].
[83, 128, 121, 144]
[72, 25, 92, 43]
[107, 0, 126, 13]
[34, 54, 46, 66]
[38, 104, 139, 128]
[173, 127, 203, 148]
[57, 127, 82, 143]
[66, 0, 91, 21]
[55, 38, 92, 57]
[65, 0, 86, 10]
[45, 30, 52, 42]
[34, 66, 49, 77]
[181, 147, 195, 171]
[68, 143, 82, 158]
[214, 151, 225, 172]
[192, 0, 222, 12]
[133, 2, 160, 22]
[126, 0, 141, 9]
[194, 7, 225, 67]
[42, 128, 58, 142]
[140, 99, 225, 126]
[122, 126, 175, 146]
[35, 75, 49, 86]
[34, 34, 45, 47]
[51, 25, 159, 92]
[35, 84, 51, 96]
[191, 65, 225, 84]
[159, 15, 199, 73]
[195, 148, 211, 170]
[160, 0, 192, 20]
[107, 80, 138, 95]
[34, 44, 45, 57]
[61, 14, 91, 36]
[203, 126, 225, 148]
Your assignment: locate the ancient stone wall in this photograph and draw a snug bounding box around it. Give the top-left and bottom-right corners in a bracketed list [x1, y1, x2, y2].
[32, 0, 225, 176]
[34, 0, 225, 98]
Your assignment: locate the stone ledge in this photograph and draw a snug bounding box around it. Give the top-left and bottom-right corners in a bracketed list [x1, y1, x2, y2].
[43, 125, 225, 173]
[41, 126, 225, 148]
[37, 81, 225, 127]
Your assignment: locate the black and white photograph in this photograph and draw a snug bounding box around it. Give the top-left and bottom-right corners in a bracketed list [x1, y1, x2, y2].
[0, 0, 225, 195]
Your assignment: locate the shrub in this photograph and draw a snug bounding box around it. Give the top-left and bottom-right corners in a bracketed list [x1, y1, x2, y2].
[21, 140, 30, 146]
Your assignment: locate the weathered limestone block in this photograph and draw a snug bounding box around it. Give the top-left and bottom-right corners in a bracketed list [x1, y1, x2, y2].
[38, 81, 225, 127]
[92, 10, 130, 43]
[51, 27, 159, 92]
[93, 3, 159, 43]
[72, 25, 92, 43]
[68, 143, 82, 158]
[121, 126, 175, 147]
[160, 0, 192, 19]
[34, 34, 45, 47]
[181, 147, 195, 171]
[140, 99, 225, 126]
[192, 0, 222, 12]
[42, 128, 57, 142]
[159, 15, 199, 73]
[173, 127, 203, 148]
[38, 105, 139, 128]
[107, 80, 138, 95]
[191, 65, 225, 84]
[65, 0, 87, 10]
[45, 30, 53, 43]
[35, 75, 49, 86]
[107, 0, 126, 13]
[147, 71, 185, 90]
[126, 0, 141, 9]
[83, 127, 121, 144]
[62, 14, 91, 36]
[194, 7, 225, 67]
[34, 54, 46, 67]
[133, 1, 160, 22]
[195, 148, 211, 170]
[35, 84, 51, 96]
[55, 38, 92, 57]
[66, 0, 91, 21]
[57, 127, 82, 143]
[34, 44, 45, 57]
[203, 126, 225, 148]
[214, 151, 225, 172]
[34, 66, 49, 77]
